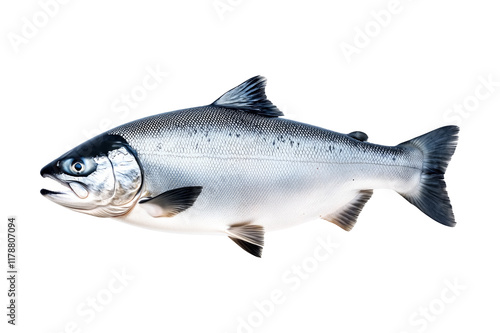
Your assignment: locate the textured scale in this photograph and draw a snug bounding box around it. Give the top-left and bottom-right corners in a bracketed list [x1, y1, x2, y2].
[109, 105, 423, 232]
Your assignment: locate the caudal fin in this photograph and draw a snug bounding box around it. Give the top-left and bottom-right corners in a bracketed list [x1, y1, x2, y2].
[397, 126, 459, 227]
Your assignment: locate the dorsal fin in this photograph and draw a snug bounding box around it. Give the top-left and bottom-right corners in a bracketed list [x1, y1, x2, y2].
[212, 76, 283, 117]
[348, 131, 368, 142]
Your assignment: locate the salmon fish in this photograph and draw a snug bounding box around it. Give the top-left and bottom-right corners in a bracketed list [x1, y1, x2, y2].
[40, 76, 459, 257]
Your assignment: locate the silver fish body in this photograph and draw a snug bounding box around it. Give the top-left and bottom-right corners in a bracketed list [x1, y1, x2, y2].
[41, 76, 459, 256]
[112, 106, 420, 231]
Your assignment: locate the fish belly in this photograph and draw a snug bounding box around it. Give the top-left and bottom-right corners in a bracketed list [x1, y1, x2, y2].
[119, 151, 421, 233]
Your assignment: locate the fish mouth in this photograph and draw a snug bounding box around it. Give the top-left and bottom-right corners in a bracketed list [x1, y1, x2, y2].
[40, 188, 65, 196]
[41, 174, 89, 200]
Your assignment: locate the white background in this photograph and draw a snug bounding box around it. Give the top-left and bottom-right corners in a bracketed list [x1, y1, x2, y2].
[1, 0, 499, 332]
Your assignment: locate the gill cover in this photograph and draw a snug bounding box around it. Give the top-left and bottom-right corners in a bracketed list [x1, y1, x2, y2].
[41, 134, 143, 217]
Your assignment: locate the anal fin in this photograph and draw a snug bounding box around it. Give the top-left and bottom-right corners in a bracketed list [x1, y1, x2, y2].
[226, 222, 264, 257]
[322, 190, 373, 231]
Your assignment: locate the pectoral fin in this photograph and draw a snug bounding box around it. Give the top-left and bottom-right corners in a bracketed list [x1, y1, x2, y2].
[139, 186, 203, 218]
[226, 222, 265, 257]
[322, 190, 373, 231]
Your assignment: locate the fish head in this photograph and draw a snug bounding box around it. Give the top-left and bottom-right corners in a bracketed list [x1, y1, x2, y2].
[40, 134, 143, 217]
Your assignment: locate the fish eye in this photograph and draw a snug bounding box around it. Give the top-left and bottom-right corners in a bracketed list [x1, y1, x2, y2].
[71, 161, 84, 173]
[60, 157, 97, 176]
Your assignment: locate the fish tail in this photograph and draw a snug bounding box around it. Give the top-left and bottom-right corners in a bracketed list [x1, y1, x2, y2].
[397, 125, 460, 227]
